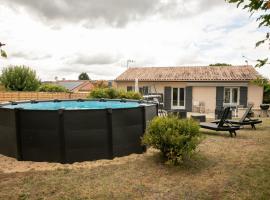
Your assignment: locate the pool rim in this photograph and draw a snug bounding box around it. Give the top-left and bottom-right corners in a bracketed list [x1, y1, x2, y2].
[0, 98, 157, 111]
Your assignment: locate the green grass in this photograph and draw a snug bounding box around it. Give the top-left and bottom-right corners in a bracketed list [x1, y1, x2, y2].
[0, 119, 270, 200]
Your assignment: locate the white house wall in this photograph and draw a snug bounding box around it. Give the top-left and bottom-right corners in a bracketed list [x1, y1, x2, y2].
[248, 83, 263, 109]
[115, 81, 263, 112]
[192, 86, 216, 113]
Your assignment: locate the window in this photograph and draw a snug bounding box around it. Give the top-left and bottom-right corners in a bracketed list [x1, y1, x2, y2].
[224, 87, 239, 105]
[127, 86, 134, 92]
[172, 88, 185, 108]
[127, 86, 150, 95]
[139, 86, 149, 95]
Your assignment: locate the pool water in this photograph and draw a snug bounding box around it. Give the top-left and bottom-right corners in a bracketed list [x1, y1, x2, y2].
[2, 100, 140, 110]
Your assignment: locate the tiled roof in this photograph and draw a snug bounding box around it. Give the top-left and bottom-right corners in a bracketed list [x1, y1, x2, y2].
[75, 81, 94, 91]
[115, 65, 260, 82]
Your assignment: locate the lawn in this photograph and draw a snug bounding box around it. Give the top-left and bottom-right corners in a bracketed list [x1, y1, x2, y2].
[0, 119, 270, 200]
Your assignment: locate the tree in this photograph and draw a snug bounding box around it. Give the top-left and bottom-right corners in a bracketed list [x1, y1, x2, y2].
[209, 63, 232, 66]
[227, 0, 270, 67]
[93, 80, 108, 88]
[0, 65, 41, 91]
[78, 72, 90, 80]
[0, 42, 7, 58]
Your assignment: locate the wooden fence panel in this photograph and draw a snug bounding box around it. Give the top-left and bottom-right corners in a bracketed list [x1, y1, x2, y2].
[0, 92, 88, 103]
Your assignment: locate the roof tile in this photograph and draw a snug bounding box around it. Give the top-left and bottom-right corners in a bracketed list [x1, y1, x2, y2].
[115, 65, 260, 82]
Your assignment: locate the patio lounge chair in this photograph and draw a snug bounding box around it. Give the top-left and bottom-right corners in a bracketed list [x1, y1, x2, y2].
[213, 105, 262, 129]
[200, 107, 240, 137]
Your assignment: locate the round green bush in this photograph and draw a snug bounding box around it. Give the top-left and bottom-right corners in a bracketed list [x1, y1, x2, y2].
[142, 116, 201, 165]
[38, 84, 68, 92]
[0, 65, 41, 91]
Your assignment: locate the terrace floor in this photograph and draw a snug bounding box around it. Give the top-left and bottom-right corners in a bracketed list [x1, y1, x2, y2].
[0, 119, 270, 200]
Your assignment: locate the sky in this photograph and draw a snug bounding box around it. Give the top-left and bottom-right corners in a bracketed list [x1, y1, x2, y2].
[0, 0, 269, 81]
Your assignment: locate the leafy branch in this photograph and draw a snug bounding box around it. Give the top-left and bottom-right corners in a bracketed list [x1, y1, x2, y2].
[0, 42, 7, 58]
[227, 0, 270, 67]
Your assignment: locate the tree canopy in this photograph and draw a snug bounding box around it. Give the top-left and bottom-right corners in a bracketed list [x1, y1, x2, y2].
[0, 65, 41, 91]
[78, 72, 90, 80]
[227, 0, 269, 67]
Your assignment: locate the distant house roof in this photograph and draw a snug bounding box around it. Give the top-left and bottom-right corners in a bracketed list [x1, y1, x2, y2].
[115, 65, 260, 82]
[54, 80, 94, 92]
[77, 81, 95, 91]
[56, 81, 85, 91]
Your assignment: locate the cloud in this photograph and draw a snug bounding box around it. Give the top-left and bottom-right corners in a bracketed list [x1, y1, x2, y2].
[57, 63, 123, 80]
[70, 53, 120, 65]
[11, 51, 51, 60]
[1, 0, 225, 27]
[1, 0, 269, 81]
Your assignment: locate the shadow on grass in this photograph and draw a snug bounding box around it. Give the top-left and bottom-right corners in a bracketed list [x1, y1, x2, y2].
[200, 129, 259, 140]
[146, 150, 217, 175]
[200, 130, 231, 138]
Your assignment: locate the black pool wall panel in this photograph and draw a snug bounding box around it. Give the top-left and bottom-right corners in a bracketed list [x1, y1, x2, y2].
[63, 109, 110, 163]
[112, 108, 145, 157]
[145, 104, 158, 125]
[0, 109, 19, 159]
[19, 110, 61, 162]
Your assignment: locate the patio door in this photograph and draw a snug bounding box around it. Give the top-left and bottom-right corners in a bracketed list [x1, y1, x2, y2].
[172, 88, 185, 109]
[224, 87, 239, 106]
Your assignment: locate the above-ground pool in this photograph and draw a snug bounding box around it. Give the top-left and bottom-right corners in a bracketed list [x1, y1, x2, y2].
[2, 100, 141, 110]
[0, 99, 157, 163]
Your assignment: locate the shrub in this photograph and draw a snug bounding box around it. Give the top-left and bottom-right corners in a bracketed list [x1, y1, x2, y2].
[106, 87, 119, 99]
[0, 65, 40, 91]
[88, 88, 110, 98]
[119, 91, 142, 99]
[142, 116, 201, 165]
[88, 87, 142, 100]
[38, 84, 68, 92]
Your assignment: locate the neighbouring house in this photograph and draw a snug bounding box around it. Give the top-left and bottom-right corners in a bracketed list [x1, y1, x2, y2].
[54, 80, 95, 93]
[46, 80, 115, 93]
[115, 65, 263, 113]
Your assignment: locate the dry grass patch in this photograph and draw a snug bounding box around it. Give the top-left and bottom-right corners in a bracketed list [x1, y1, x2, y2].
[0, 119, 269, 200]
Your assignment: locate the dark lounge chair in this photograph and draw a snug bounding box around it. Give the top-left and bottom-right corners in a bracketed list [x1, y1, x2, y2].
[200, 107, 240, 137]
[217, 105, 262, 129]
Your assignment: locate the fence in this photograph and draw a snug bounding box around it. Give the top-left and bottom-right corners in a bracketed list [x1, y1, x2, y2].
[0, 92, 89, 103]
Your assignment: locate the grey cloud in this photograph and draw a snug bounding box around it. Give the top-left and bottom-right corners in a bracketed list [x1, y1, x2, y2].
[11, 51, 52, 60]
[70, 53, 120, 65]
[3, 0, 159, 27]
[1, 0, 225, 27]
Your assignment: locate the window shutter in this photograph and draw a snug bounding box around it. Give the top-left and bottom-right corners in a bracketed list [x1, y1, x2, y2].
[240, 87, 248, 107]
[216, 87, 224, 109]
[185, 86, 192, 112]
[164, 87, 171, 110]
